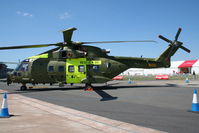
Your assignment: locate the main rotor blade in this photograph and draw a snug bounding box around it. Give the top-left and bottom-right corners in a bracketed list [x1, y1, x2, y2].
[77, 40, 157, 45]
[180, 45, 191, 53]
[175, 28, 182, 41]
[0, 43, 59, 50]
[159, 35, 173, 43]
[40, 47, 61, 54]
[0, 62, 19, 64]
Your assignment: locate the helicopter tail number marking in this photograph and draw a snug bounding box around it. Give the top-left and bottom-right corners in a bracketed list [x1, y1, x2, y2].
[148, 63, 157, 67]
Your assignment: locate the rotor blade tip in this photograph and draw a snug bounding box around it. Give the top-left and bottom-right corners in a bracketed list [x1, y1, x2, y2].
[178, 28, 182, 32]
[61, 27, 77, 32]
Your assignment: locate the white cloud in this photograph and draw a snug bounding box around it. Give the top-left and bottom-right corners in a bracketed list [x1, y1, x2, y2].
[16, 11, 33, 17]
[59, 12, 70, 20]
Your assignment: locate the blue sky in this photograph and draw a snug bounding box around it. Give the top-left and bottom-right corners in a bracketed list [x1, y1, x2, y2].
[0, 0, 199, 68]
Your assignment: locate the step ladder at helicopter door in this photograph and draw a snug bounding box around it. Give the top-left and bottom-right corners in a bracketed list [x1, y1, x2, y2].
[66, 58, 87, 83]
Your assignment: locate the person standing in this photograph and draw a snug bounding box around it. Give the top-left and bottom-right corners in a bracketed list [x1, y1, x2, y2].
[193, 70, 196, 80]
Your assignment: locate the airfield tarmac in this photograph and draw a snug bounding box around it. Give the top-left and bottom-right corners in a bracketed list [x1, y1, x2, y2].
[0, 79, 199, 133]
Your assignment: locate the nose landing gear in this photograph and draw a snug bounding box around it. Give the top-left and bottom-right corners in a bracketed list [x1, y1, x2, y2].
[20, 83, 27, 91]
[6, 76, 11, 86]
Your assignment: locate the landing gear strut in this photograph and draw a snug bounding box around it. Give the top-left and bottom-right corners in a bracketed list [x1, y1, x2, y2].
[85, 83, 94, 91]
[20, 83, 27, 91]
[7, 77, 11, 86]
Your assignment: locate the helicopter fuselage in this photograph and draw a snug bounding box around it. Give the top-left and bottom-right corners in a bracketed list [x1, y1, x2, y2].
[7, 45, 167, 85]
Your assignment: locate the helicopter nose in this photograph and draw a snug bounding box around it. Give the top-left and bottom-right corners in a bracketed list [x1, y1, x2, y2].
[7, 71, 13, 78]
[6, 71, 13, 86]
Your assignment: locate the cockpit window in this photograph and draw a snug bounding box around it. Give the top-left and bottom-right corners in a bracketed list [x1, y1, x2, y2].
[22, 59, 29, 62]
[15, 64, 21, 71]
[21, 63, 29, 71]
[15, 63, 29, 71]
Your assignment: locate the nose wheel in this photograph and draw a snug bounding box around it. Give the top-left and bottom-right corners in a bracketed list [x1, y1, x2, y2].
[7, 78, 11, 86]
[20, 83, 27, 91]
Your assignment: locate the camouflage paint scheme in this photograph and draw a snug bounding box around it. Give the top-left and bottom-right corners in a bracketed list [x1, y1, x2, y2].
[0, 27, 190, 90]
[7, 45, 177, 84]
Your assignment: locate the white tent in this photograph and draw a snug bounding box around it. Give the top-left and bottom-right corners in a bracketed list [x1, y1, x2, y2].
[192, 60, 199, 74]
[122, 60, 199, 76]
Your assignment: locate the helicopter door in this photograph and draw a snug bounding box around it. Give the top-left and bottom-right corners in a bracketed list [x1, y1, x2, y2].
[66, 58, 87, 83]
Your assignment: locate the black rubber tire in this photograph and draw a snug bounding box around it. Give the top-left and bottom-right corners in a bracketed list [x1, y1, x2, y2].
[20, 86, 27, 91]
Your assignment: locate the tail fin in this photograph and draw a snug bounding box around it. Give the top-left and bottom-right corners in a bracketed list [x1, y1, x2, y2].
[156, 28, 190, 65]
[61, 27, 77, 43]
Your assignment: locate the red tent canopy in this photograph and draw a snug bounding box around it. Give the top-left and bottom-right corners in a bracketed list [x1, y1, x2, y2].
[178, 60, 197, 68]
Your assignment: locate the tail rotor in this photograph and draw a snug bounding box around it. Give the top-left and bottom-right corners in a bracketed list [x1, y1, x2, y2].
[158, 28, 190, 59]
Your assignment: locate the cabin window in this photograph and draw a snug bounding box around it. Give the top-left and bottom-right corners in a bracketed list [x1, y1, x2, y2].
[78, 65, 85, 72]
[48, 66, 54, 72]
[93, 65, 100, 72]
[58, 66, 64, 72]
[68, 65, 74, 72]
[105, 62, 111, 68]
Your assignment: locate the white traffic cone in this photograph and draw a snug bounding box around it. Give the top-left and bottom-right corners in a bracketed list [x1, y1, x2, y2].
[0, 93, 10, 118]
[192, 90, 199, 112]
